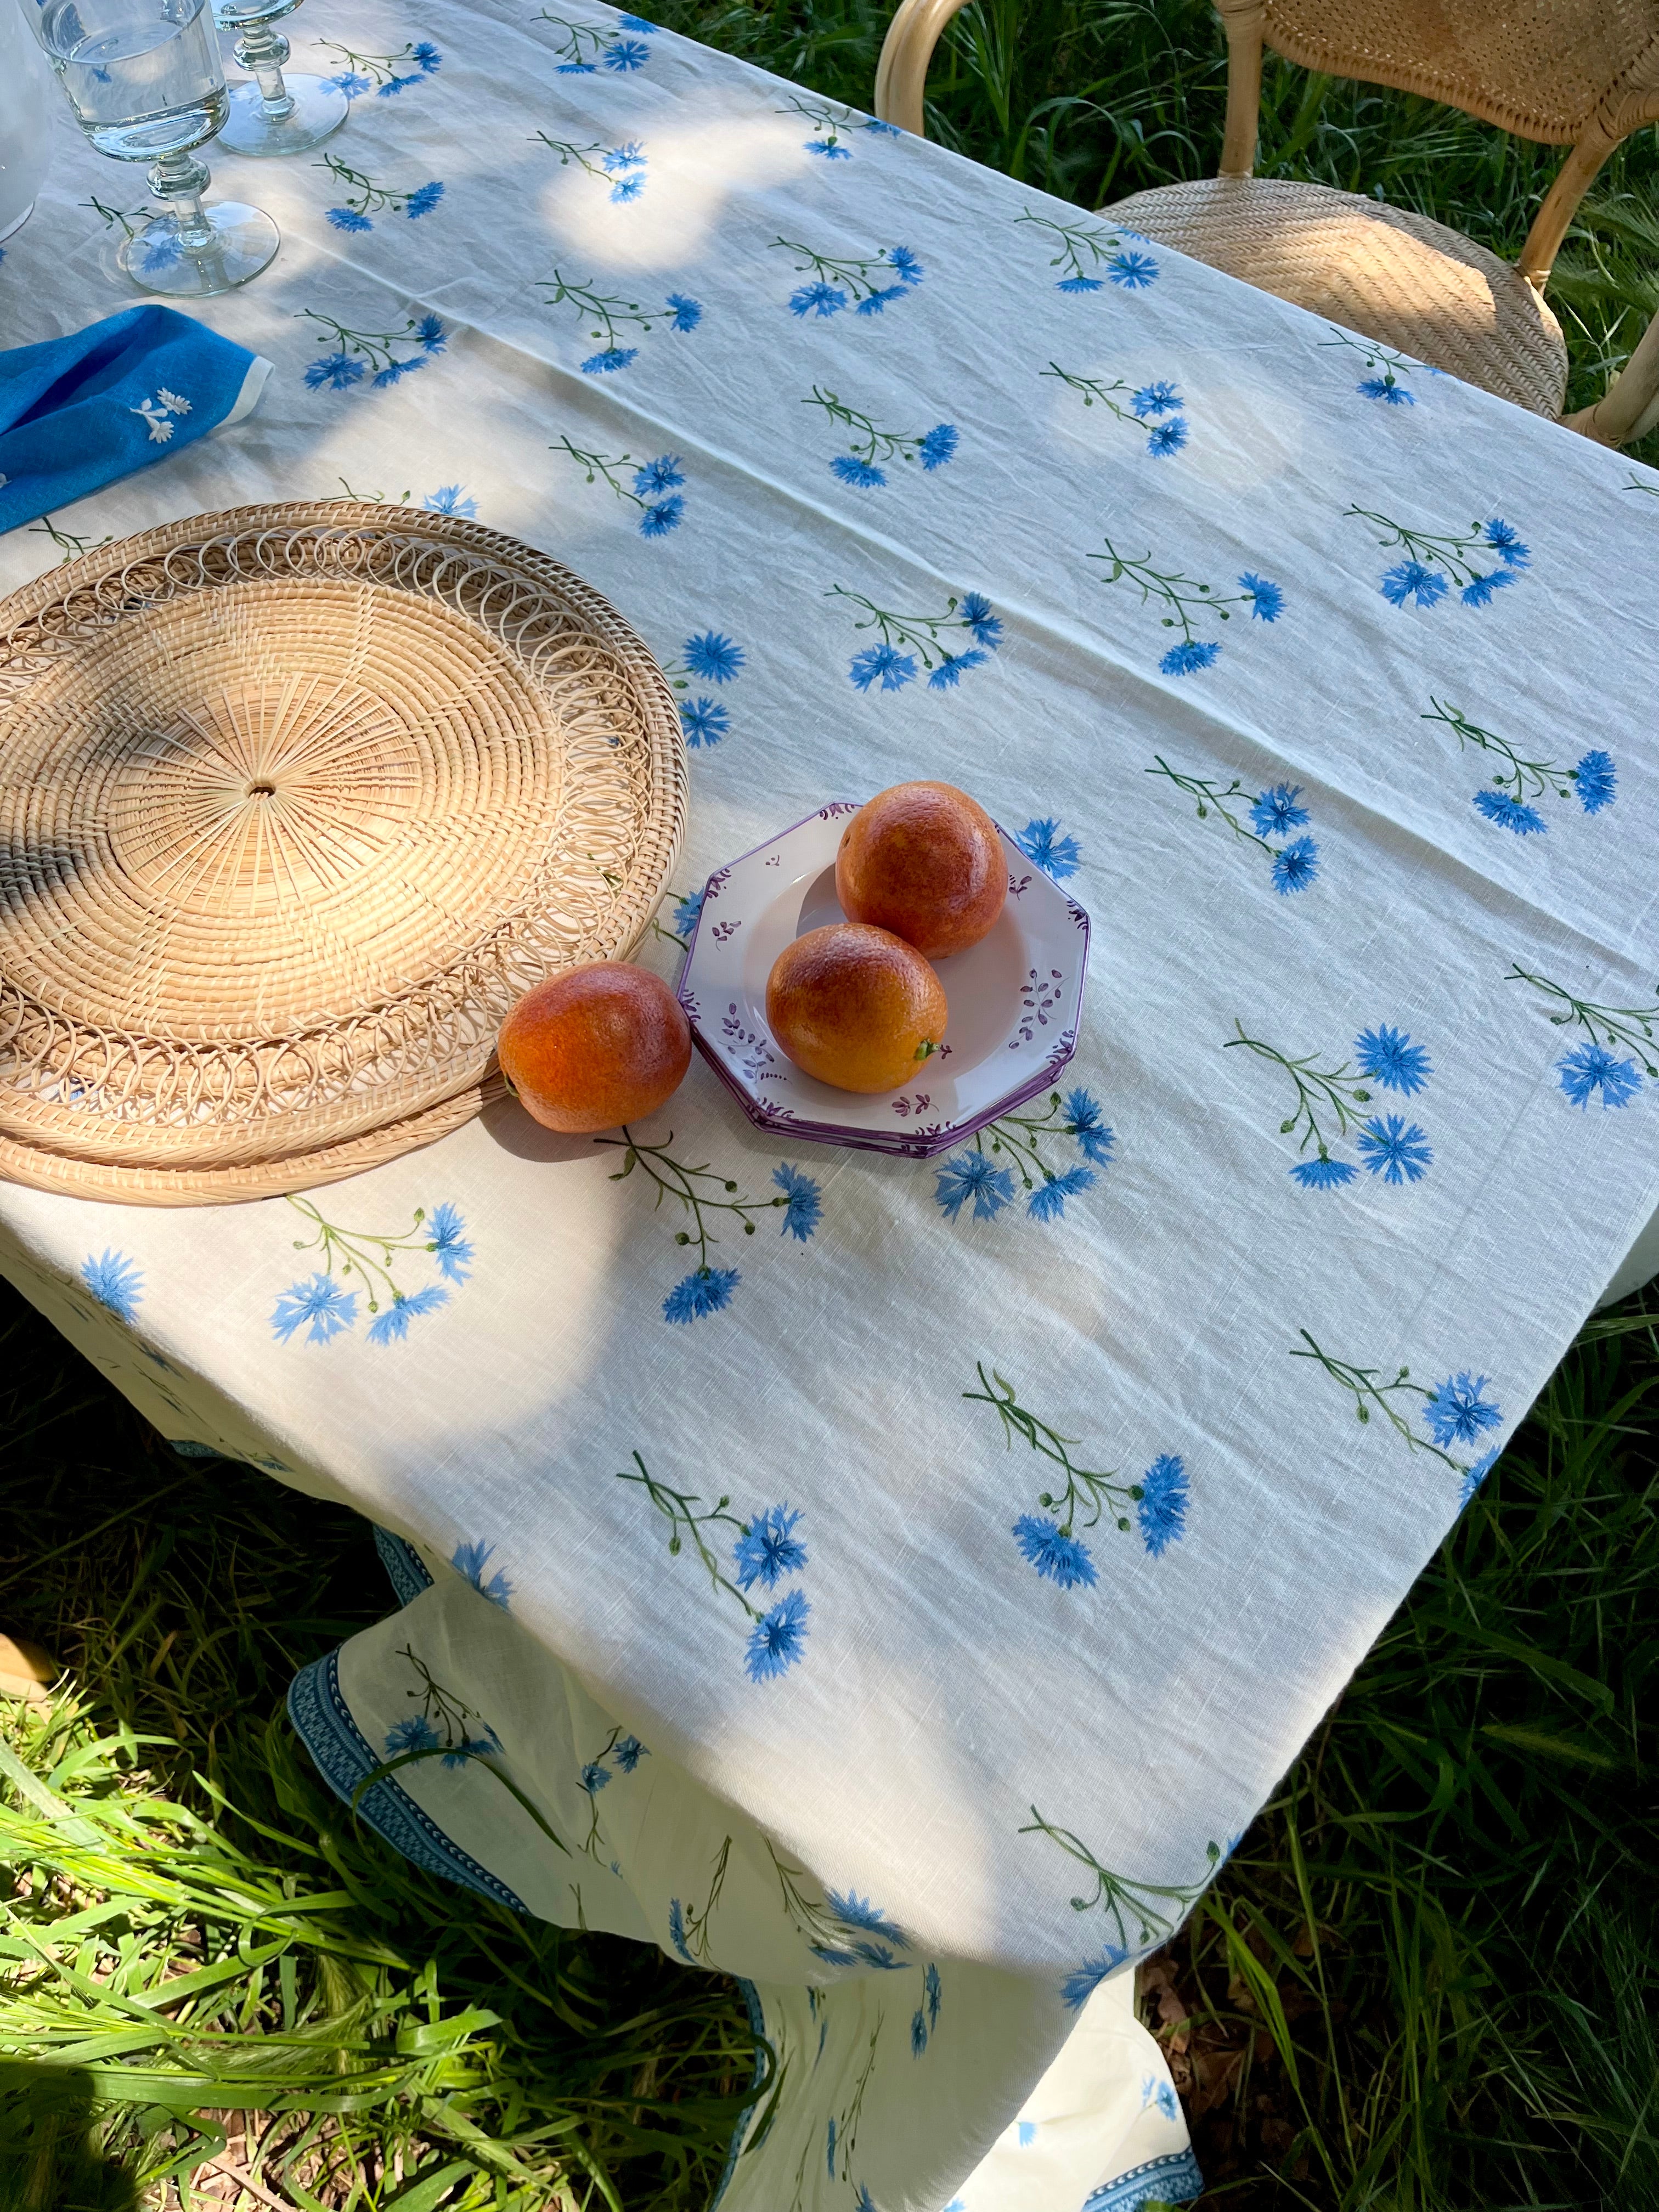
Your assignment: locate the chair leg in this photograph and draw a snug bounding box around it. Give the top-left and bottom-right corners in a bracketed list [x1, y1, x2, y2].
[1564, 308, 1659, 448]
[874, 0, 977, 137]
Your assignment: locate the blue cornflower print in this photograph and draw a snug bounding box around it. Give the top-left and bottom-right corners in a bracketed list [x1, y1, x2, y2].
[327, 206, 373, 233]
[1424, 1372, 1502, 1449]
[405, 182, 444, 218]
[1012, 1513, 1098, 1588]
[1460, 1446, 1500, 1508]
[1557, 1042, 1643, 1109]
[745, 1589, 810, 1681]
[926, 1961, 941, 2025]
[614, 1735, 645, 1771]
[1132, 380, 1181, 416]
[663, 1266, 740, 1323]
[411, 40, 441, 70]
[791, 280, 848, 318]
[885, 246, 924, 283]
[1064, 1090, 1115, 1166]
[826, 2119, 836, 2179]
[911, 2006, 928, 2056]
[1058, 275, 1102, 294]
[426, 1203, 473, 1283]
[1484, 518, 1530, 567]
[825, 1891, 905, 1936]
[639, 496, 685, 538]
[453, 1539, 512, 1609]
[680, 698, 729, 747]
[850, 644, 917, 692]
[606, 35, 650, 67]
[272, 1274, 358, 1344]
[1062, 1949, 1127, 2009]
[927, 648, 987, 690]
[666, 294, 702, 331]
[855, 2190, 877, 2212]
[1028, 1164, 1094, 1221]
[366, 1285, 449, 1345]
[734, 1505, 809, 1590]
[1381, 561, 1447, 609]
[1290, 1155, 1357, 1190]
[808, 138, 853, 159]
[1109, 249, 1158, 287]
[855, 285, 909, 316]
[684, 631, 743, 681]
[618, 12, 657, 28]
[1160, 640, 1220, 675]
[1460, 570, 1515, 608]
[583, 347, 640, 374]
[633, 456, 684, 496]
[326, 69, 372, 94]
[304, 352, 365, 392]
[773, 1164, 822, 1240]
[413, 315, 447, 352]
[1017, 817, 1082, 879]
[1357, 1114, 1432, 1184]
[1239, 573, 1284, 622]
[833, 455, 886, 488]
[1473, 789, 1546, 835]
[82, 1250, 143, 1323]
[1271, 836, 1319, 894]
[386, 1714, 441, 1755]
[1359, 375, 1414, 403]
[919, 424, 959, 469]
[673, 888, 706, 935]
[1147, 419, 1188, 457]
[424, 486, 477, 518]
[557, 57, 596, 72]
[668, 1900, 693, 1960]
[610, 172, 645, 205]
[442, 1731, 499, 1770]
[1355, 1024, 1431, 1095]
[1018, 2123, 1037, 2147]
[961, 592, 1002, 648]
[1249, 785, 1309, 838]
[581, 1760, 611, 1792]
[1575, 751, 1617, 812]
[1136, 1454, 1188, 1555]
[934, 1153, 1015, 1221]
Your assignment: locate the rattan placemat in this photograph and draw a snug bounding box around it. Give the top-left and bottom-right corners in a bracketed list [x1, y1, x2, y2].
[0, 503, 686, 1204]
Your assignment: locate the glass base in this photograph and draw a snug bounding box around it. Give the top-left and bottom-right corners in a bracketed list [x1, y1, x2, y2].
[215, 74, 348, 156]
[120, 202, 281, 297]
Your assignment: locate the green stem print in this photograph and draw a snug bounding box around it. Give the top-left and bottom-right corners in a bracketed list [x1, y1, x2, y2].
[317, 40, 441, 93]
[1015, 209, 1156, 291]
[81, 194, 153, 240]
[777, 92, 871, 156]
[551, 437, 685, 532]
[27, 515, 114, 565]
[530, 133, 647, 203]
[273, 1195, 470, 1347]
[333, 477, 411, 504]
[966, 1364, 1141, 1556]
[1224, 1024, 1375, 1169]
[535, 271, 701, 370]
[1090, 541, 1284, 676]
[616, 1457, 814, 1682]
[535, 10, 642, 68]
[1345, 507, 1530, 608]
[1290, 1330, 1503, 1494]
[1320, 326, 1434, 405]
[1627, 474, 1659, 497]
[836, 2018, 883, 2182]
[1144, 758, 1317, 894]
[669, 1836, 733, 1961]
[316, 154, 442, 225]
[296, 307, 446, 390]
[768, 1842, 910, 1970]
[1023, 1808, 1221, 1956]
[1424, 699, 1616, 833]
[772, 236, 922, 312]
[1042, 364, 1187, 456]
[1507, 967, 1659, 1076]
[828, 586, 1001, 692]
[598, 1127, 787, 1261]
[617, 1453, 762, 1623]
[804, 388, 958, 485]
[968, 1091, 1109, 1210]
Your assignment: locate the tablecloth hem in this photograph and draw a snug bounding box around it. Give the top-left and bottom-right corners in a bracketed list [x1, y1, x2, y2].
[1081, 2148, 1204, 2210]
[287, 1649, 529, 1914]
[373, 1523, 436, 1609]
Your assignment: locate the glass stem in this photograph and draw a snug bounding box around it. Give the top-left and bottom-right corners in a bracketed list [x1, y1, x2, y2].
[234, 22, 296, 118]
[148, 149, 216, 253]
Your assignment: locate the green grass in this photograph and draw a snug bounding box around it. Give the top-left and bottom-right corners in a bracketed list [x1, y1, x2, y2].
[6, 7, 1659, 2204]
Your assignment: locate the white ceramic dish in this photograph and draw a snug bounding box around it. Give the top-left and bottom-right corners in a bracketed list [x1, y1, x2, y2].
[676, 802, 1090, 1158]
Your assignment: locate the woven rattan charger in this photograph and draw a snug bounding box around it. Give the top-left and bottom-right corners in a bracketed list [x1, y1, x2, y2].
[0, 504, 687, 1205]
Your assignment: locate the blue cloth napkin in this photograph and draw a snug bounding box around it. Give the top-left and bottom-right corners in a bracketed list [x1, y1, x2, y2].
[0, 305, 271, 535]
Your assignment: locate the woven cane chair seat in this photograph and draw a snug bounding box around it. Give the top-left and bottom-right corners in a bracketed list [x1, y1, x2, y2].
[1106, 176, 1568, 418]
[0, 504, 686, 1206]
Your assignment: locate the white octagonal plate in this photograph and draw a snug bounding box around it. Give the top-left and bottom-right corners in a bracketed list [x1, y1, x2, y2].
[676, 802, 1090, 1158]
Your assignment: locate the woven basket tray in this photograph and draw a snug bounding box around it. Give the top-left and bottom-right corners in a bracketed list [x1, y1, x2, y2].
[0, 503, 686, 1205]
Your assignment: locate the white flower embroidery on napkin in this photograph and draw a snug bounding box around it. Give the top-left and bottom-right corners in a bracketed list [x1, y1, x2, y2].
[129, 390, 193, 443]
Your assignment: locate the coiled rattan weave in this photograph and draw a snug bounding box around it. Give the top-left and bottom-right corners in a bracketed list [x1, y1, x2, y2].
[0, 504, 686, 1205]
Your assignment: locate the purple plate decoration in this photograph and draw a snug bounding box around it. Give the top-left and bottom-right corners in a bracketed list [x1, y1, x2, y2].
[675, 801, 1090, 1158]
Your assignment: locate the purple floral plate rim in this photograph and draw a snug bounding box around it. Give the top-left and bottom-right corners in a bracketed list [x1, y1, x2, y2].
[673, 800, 1091, 1157]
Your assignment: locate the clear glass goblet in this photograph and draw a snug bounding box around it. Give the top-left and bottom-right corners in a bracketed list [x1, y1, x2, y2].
[212, 0, 346, 157]
[39, 0, 279, 296]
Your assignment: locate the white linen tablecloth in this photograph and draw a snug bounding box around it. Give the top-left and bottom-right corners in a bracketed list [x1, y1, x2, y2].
[4, 5, 1659, 2206]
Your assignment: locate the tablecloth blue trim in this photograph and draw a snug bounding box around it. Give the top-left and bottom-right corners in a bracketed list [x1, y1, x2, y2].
[373, 1524, 435, 1607]
[1081, 2147, 1204, 2210]
[170, 1441, 222, 1458]
[709, 1978, 769, 2212]
[287, 1649, 528, 1914]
